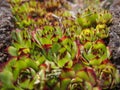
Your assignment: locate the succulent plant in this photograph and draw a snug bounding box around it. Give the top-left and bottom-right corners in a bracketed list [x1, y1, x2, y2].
[80, 40, 110, 66]
[0, 0, 120, 90]
[79, 28, 96, 44]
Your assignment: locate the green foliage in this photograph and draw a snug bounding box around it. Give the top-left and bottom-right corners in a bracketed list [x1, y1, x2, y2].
[0, 0, 120, 90]
[81, 41, 110, 65]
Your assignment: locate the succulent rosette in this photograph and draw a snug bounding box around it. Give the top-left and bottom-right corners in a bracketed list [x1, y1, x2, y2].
[80, 40, 111, 66]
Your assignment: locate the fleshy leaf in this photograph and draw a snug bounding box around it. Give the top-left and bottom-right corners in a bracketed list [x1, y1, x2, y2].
[8, 46, 18, 56]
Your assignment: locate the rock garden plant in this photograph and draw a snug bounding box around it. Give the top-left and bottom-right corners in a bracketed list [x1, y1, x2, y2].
[0, 0, 120, 90]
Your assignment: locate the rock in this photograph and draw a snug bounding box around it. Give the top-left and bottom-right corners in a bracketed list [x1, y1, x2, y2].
[109, 1, 120, 70]
[0, 0, 13, 62]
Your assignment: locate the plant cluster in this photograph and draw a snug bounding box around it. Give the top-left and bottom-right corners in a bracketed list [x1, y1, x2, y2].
[0, 0, 120, 90]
